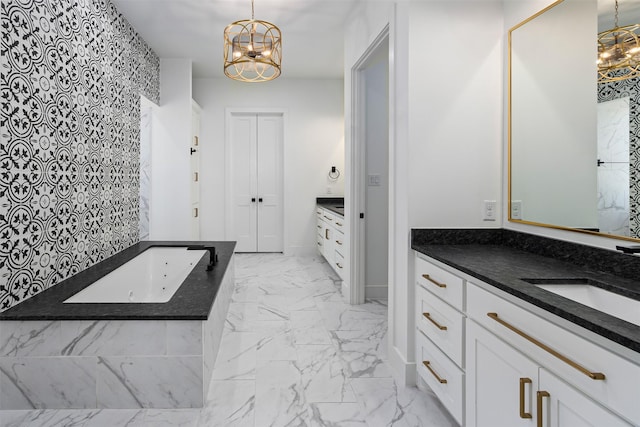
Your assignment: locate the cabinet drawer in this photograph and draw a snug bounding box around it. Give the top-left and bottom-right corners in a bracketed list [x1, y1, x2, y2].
[334, 229, 345, 256]
[416, 330, 464, 425]
[416, 285, 465, 368]
[320, 209, 334, 225]
[467, 282, 640, 424]
[334, 250, 345, 280]
[415, 254, 465, 311]
[333, 215, 344, 232]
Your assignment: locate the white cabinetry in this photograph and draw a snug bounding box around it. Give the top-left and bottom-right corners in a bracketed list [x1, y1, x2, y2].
[466, 281, 639, 427]
[190, 101, 201, 239]
[414, 251, 640, 427]
[317, 206, 346, 279]
[414, 253, 466, 425]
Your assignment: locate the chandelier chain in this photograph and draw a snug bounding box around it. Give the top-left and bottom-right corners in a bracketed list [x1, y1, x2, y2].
[251, 0, 255, 20]
[615, 0, 619, 28]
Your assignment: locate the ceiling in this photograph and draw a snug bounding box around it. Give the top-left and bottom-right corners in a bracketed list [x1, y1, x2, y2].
[111, 0, 362, 79]
[598, 0, 640, 30]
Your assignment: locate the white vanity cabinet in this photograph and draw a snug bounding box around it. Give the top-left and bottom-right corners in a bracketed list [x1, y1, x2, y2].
[317, 206, 347, 280]
[466, 282, 639, 427]
[414, 251, 640, 427]
[414, 253, 466, 425]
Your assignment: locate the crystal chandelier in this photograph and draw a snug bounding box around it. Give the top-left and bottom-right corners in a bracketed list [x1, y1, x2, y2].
[223, 0, 282, 82]
[597, 0, 640, 83]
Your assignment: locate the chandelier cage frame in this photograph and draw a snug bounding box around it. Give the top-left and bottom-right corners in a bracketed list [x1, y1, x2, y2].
[597, 0, 640, 83]
[223, 1, 282, 83]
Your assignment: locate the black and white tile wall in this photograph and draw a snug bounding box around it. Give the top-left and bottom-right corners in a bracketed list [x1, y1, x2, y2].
[0, 0, 160, 310]
[598, 76, 640, 238]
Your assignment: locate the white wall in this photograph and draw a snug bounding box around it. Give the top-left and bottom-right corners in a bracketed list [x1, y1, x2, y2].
[344, 0, 504, 385]
[192, 78, 344, 255]
[150, 59, 193, 240]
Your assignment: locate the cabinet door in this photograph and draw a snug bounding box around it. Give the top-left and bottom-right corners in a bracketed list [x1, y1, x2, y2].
[466, 320, 539, 427]
[538, 369, 632, 427]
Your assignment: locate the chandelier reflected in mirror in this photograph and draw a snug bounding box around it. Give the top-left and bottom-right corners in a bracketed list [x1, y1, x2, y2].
[597, 0, 640, 83]
[223, 0, 282, 82]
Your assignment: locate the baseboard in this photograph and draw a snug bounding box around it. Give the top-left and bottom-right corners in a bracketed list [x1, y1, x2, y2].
[365, 285, 388, 299]
[389, 345, 416, 386]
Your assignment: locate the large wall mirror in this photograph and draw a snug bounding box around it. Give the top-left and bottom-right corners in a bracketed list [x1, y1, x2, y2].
[509, 0, 640, 242]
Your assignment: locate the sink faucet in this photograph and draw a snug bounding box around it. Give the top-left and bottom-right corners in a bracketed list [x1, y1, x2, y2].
[615, 245, 640, 254]
[187, 245, 218, 270]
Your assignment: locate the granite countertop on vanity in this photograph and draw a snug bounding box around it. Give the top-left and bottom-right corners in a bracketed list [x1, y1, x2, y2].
[0, 241, 236, 321]
[317, 197, 344, 216]
[411, 229, 640, 353]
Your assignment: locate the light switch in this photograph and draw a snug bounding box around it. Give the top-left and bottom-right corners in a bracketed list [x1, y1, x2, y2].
[368, 174, 381, 186]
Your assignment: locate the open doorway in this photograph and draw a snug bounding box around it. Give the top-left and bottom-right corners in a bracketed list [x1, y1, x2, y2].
[350, 30, 390, 303]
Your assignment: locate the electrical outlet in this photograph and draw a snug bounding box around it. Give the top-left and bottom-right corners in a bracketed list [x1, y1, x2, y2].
[511, 200, 522, 220]
[483, 200, 497, 221]
[368, 174, 381, 186]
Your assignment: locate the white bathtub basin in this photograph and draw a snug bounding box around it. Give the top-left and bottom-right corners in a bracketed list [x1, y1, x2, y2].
[64, 247, 207, 303]
[534, 283, 640, 327]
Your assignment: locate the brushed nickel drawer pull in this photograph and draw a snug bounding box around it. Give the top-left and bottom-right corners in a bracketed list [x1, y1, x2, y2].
[325, 229, 329, 239]
[422, 361, 447, 384]
[487, 313, 605, 380]
[519, 378, 532, 419]
[421, 274, 446, 288]
[317, 225, 322, 229]
[317, 241, 322, 246]
[422, 312, 447, 330]
[324, 215, 332, 220]
[537, 390, 549, 427]
[336, 262, 343, 269]
[336, 240, 342, 245]
[335, 221, 342, 226]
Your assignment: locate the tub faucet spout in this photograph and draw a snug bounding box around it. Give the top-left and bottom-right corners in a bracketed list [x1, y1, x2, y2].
[187, 245, 218, 270]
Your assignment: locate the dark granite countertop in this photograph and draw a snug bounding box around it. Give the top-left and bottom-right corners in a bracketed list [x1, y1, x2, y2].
[0, 241, 236, 321]
[317, 197, 344, 217]
[411, 229, 640, 353]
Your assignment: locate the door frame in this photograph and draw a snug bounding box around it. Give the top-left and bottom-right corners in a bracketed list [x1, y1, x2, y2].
[224, 107, 287, 252]
[349, 27, 391, 305]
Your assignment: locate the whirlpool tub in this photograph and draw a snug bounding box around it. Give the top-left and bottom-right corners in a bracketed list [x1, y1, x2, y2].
[0, 241, 236, 410]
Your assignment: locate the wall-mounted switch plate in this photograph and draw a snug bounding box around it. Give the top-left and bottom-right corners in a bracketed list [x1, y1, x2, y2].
[511, 200, 522, 220]
[368, 174, 381, 186]
[483, 200, 497, 221]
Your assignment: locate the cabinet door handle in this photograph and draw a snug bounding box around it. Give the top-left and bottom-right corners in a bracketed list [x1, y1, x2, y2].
[325, 229, 329, 239]
[422, 361, 447, 384]
[536, 390, 549, 427]
[194, 172, 199, 182]
[317, 225, 322, 229]
[317, 241, 322, 246]
[335, 221, 342, 226]
[336, 262, 343, 269]
[422, 312, 447, 330]
[519, 378, 532, 419]
[193, 207, 198, 218]
[487, 313, 605, 380]
[335, 240, 342, 245]
[421, 274, 446, 288]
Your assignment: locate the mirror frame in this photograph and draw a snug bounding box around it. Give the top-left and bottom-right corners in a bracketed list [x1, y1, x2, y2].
[508, 0, 640, 243]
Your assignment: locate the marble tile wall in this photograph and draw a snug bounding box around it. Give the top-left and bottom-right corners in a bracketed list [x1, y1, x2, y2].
[0, 256, 235, 410]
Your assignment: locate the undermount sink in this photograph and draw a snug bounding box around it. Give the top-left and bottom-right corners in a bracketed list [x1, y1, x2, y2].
[521, 278, 640, 327]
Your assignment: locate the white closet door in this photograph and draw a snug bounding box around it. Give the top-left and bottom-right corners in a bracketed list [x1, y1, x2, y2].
[230, 114, 258, 252]
[257, 114, 283, 252]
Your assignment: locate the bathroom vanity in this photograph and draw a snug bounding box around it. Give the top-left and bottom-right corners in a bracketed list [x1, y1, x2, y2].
[411, 229, 640, 427]
[316, 197, 347, 280]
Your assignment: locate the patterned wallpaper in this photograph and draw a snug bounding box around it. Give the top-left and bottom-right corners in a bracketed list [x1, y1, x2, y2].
[0, 0, 160, 310]
[598, 76, 640, 238]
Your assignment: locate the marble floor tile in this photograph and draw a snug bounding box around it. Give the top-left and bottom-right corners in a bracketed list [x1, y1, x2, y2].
[351, 377, 457, 427]
[199, 380, 254, 427]
[0, 254, 457, 427]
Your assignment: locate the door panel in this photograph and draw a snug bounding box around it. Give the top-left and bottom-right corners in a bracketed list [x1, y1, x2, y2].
[230, 114, 258, 252]
[228, 112, 283, 253]
[257, 115, 283, 252]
